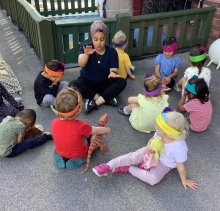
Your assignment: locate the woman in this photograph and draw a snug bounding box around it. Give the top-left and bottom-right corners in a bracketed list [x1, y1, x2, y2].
[70, 20, 127, 113]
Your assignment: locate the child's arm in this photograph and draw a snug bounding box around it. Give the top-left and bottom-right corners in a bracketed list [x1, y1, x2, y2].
[16, 134, 24, 144]
[155, 64, 161, 77]
[92, 126, 111, 135]
[177, 92, 188, 112]
[164, 67, 179, 84]
[126, 67, 135, 79]
[176, 162, 198, 190]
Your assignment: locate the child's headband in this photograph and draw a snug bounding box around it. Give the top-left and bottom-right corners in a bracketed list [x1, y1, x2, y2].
[113, 38, 128, 48]
[189, 53, 207, 63]
[51, 88, 81, 117]
[186, 82, 197, 95]
[144, 74, 162, 96]
[144, 85, 162, 97]
[156, 113, 181, 136]
[44, 65, 64, 77]
[162, 42, 177, 52]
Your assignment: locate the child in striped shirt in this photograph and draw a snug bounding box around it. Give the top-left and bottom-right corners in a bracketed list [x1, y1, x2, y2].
[177, 76, 212, 132]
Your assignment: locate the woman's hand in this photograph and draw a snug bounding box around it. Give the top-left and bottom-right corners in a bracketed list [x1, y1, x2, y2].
[83, 45, 96, 55]
[108, 71, 120, 78]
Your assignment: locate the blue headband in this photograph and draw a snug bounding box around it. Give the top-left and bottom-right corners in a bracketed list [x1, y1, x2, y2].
[186, 83, 197, 95]
[114, 38, 128, 48]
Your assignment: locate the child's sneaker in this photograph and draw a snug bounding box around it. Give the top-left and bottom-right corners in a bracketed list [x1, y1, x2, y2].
[54, 151, 65, 169]
[92, 163, 110, 177]
[118, 107, 130, 117]
[43, 132, 53, 140]
[66, 157, 86, 170]
[162, 85, 171, 92]
[174, 84, 181, 92]
[112, 166, 129, 174]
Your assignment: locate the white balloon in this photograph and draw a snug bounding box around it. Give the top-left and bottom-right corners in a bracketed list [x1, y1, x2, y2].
[207, 39, 220, 69]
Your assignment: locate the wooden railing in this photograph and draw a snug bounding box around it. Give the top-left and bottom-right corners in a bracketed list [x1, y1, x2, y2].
[26, 0, 97, 17]
[0, 0, 215, 66]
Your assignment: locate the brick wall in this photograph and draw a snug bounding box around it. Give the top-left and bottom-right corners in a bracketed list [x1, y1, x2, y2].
[203, 0, 220, 46]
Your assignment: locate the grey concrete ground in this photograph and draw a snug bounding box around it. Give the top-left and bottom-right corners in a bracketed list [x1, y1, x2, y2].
[0, 9, 220, 211]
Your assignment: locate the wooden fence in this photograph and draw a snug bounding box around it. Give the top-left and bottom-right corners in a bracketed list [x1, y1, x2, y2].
[0, 0, 216, 66]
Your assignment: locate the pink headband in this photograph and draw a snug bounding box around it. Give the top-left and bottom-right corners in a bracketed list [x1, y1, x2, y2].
[162, 42, 177, 52]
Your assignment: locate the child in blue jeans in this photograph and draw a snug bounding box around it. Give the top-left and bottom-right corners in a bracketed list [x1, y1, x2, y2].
[34, 60, 69, 107]
[155, 37, 180, 91]
[0, 109, 52, 158]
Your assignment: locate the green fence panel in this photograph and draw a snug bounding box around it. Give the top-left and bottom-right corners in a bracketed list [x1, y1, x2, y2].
[11, 0, 56, 64]
[27, 0, 97, 17]
[0, 0, 215, 67]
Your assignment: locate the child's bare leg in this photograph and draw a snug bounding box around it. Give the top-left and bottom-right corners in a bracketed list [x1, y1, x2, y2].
[125, 96, 139, 113]
[177, 78, 183, 89]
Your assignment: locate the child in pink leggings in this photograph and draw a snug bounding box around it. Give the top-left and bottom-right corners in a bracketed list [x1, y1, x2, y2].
[93, 111, 198, 190]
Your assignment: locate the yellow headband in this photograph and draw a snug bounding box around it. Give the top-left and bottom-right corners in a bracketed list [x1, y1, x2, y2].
[156, 113, 181, 136]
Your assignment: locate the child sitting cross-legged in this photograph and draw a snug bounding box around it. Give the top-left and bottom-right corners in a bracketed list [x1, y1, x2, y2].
[112, 30, 135, 79]
[118, 74, 169, 133]
[0, 109, 52, 159]
[51, 88, 111, 170]
[34, 60, 69, 108]
[177, 76, 212, 132]
[155, 37, 180, 91]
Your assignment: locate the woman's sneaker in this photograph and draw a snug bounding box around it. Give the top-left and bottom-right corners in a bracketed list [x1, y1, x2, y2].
[107, 98, 118, 107]
[112, 166, 129, 174]
[85, 99, 97, 113]
[92, 163, 110, 176]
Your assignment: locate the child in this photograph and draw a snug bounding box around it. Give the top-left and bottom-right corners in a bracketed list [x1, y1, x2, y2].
[34, 60, 69, 107]
[0, 109, 52, 158]
[93, 111, 198, 190]
[51, 88, 111, 170]
[112, 30, 135, 79]
[118, 74, 169, 133]
[176, 46, 211, 92]
[0, 82, 24, 123]
[155, 37, 180, 91]
[177, 77, 212, 132]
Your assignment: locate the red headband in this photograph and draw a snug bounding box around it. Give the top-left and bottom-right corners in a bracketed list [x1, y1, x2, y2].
[162, 42, 177, 52]
[44, 65, 64, 77]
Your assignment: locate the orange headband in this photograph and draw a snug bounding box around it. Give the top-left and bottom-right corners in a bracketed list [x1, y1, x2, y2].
[44, 65, 64, 77]
[51, 88, 81, 118]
